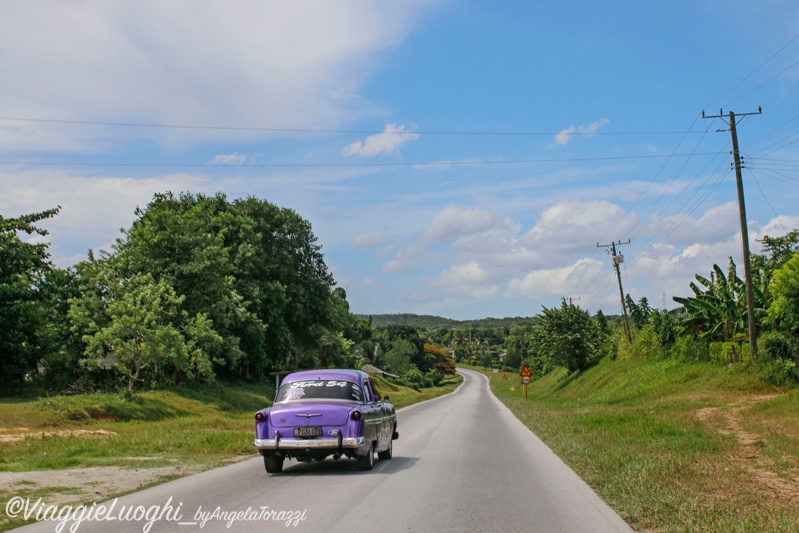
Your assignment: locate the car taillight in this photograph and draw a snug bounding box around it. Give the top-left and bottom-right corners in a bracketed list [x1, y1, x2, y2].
[351, 410, 361, 421]
[255, 412, 265, 422]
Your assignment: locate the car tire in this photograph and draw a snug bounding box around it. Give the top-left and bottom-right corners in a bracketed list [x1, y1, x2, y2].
[264, 453, 284, 473]
[377, 440, 392, 460]
[357, 442, 374, 471]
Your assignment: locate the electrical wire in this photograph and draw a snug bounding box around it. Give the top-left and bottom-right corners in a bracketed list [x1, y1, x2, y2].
[750, 170, 788, 232]
[0, 116, 699, 137]
[0, 152, 722, 169]
[705, 31, 799, 110]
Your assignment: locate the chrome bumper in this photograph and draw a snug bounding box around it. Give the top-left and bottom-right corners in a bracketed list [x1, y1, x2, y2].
[253, 436, 366, 450]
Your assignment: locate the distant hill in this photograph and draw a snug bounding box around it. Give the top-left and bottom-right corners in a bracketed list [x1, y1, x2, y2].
[357, 313, 537, 329]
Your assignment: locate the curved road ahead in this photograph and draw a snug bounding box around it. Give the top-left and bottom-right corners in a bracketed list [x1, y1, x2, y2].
[16, 369, 631, 532]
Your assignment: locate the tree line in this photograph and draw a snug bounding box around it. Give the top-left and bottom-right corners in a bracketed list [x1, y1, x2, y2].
[0, 192, 454, 395]
[424, 231, 799, 386]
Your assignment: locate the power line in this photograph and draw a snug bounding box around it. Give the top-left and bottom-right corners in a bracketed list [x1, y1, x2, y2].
[0, 152, 722, 169]
[705, 31, 799, 110]
[0, 116, 699, 137]
[750, 170, 788, 233]
[725, 56, 799, 107]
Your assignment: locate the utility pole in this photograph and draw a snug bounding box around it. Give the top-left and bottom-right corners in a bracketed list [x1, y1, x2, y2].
[597, 240, 632, 343]
[702, 107, 762, 359]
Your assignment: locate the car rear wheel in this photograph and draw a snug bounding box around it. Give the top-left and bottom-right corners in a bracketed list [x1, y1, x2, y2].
[264, 453, 284, 473]
[378, 440, 392, 460]
[357, 442, 374, 471]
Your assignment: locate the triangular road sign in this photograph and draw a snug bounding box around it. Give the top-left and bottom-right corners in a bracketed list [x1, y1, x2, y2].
[520, 365, 532, 377]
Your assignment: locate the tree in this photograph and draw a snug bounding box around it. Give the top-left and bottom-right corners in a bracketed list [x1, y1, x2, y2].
[109, 192, 335, 378]
[0, 207, 60, 386]
[384, 338, 416, 374]
[77, 271, 219, 394]
[376, 325, 430, 371]
[425, 343, 456, 375]
[534, 299, 597, 373]
[626, 295, 652, 329]
[752, 230, 799, 276]
[768, 254, 799, 334]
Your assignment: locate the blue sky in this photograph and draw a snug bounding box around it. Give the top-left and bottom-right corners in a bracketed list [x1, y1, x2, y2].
[2, 1, 799, 319]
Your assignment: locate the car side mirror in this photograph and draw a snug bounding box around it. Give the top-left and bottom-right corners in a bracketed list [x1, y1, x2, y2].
[383, 395, 390, 403]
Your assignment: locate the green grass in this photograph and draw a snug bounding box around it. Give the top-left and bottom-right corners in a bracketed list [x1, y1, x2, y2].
[464, 361, 799, 532]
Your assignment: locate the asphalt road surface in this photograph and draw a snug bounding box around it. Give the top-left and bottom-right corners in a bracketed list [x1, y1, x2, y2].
[14, 369, 631, 533]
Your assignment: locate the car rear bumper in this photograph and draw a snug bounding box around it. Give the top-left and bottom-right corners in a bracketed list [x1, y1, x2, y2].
[253, 435, 366, 450]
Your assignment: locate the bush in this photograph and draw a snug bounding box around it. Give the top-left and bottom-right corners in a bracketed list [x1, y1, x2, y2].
[757, 331, 799, 385]
[617, 326, 669, 360]
[708, 341, 750, 364]
[425, 369, 444, 387]
[399, 368, 424, 390]
[673, 334, 710, 362]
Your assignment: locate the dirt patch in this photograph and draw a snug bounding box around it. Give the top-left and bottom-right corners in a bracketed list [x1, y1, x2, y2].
[0, 464, 206, 505]
[693, 393, 799, 503]
[0, 429, 118, 443]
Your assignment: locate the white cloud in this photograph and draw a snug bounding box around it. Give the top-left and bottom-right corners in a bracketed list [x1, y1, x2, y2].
[382, 244, 437, 273]
[521, 199, 638, 253]
[348, 226, 403, 249]
[505, 258, 605, 299]
[0, 168, 213, 267]
[209, 153, 247, 165]
[427, 261, 501, 299]
[555, 118, 610, 145]
[653, 201, 739, 246]
[342, 123, 419, 158]
[0, 2, 432, 151]
[419, 205, 518, 245]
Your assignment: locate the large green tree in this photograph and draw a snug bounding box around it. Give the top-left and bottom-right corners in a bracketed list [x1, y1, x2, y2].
[77, 270, 219, 393]
[534, 299, 597, 373]
[0, 207, 60, 386]
[768, 254, 799, 335]
[79, 192, 336, 380]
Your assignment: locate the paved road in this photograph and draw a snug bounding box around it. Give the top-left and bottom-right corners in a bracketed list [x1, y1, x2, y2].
[14, 369, 631, 532]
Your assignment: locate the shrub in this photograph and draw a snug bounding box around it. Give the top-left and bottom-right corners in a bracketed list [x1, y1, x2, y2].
[673, 334, 710, 362]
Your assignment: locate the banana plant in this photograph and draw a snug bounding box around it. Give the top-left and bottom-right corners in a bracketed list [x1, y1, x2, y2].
[673, 258, 771, 341]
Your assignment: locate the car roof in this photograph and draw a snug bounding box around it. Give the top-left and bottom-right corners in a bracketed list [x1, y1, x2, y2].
[281, 369, 368, 385]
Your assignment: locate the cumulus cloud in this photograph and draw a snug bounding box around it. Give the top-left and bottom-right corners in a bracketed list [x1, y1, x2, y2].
[0, 168, 212, 267]
[427, 261, 501, 298]
[419, 205, 518, 245]
[342, 123, 419, 158]
[654, 201, 740, 246]
[382, 244, 437, 273]
[505, 258, 605, 299]
[348, 225, 403, 249]
[522, 199, 638, 253]
[555, 118, 610, 145]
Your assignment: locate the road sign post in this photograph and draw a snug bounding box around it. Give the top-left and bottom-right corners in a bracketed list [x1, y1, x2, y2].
[520, 365, 532, 400]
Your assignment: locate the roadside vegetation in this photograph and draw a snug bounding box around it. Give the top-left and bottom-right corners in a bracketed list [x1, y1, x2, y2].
[1, 193, 456, 397]
[466, 360, 798, 532]
[1, 193, 459, 531]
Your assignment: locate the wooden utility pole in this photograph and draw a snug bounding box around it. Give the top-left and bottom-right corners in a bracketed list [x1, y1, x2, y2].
[702, 107, 762, 359]
[598, 240, 632, 343]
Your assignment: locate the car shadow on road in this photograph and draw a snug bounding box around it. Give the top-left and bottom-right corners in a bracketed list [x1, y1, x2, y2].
[273, 456, 419, 477]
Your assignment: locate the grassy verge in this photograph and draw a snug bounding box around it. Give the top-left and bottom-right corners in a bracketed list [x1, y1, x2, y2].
[0, 374, 461, 531]
[462, 361, 799, 532]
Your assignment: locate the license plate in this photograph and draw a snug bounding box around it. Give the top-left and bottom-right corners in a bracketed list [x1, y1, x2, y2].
[294, 426, 322, 438]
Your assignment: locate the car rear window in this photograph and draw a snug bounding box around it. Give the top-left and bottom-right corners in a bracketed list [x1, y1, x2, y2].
[275, 380, 364, 403]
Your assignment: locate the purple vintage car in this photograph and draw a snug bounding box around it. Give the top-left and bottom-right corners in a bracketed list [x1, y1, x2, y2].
[254, 369, 398, 473]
